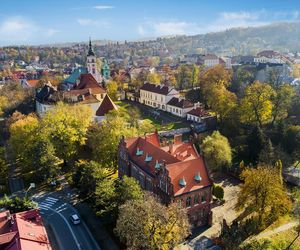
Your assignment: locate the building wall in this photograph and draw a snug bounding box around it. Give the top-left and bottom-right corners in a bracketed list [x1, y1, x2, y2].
[167, 105, 193, 118]
[36, 101, 55, 116]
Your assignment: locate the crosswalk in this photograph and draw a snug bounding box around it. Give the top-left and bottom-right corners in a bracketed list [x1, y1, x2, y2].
[38, 196, 67, 214]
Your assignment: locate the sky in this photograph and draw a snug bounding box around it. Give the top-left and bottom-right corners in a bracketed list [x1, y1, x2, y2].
[1, 0, 300, 46]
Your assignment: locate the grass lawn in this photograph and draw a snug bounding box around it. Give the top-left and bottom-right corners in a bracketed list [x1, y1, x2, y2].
[266, 229, 300, 250]
[116, 101, 190, 131]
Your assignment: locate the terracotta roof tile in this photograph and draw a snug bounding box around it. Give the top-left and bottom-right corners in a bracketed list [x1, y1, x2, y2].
[166, 158, 212, 197]
[140, 83, 172, 95]
[95, 95, 117, 116]
[167, 97, 194, 108]
[26, 79, 39, 87]
[73, 73, 105, 91]
[187, 107, 209, 117]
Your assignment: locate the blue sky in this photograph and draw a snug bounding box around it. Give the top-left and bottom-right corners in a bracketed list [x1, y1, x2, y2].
[0, 0, 300, 45]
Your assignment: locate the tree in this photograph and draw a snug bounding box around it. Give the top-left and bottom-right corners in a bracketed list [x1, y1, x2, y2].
[115, 194, 190, 249]
[95, 175, 143, 217]
[207, 85, 237, 123]
[213, 184, 224, 200]
[201, 131, 232, 171]
[247, 126, 265, 163]
[271, 84, 295, 126]
[41, 103, 93, 162]
[107, 81, 118, 101]
[258, 138, 275, 165]
[0, 96, 8, 116]
[175, 65, 192, 90]
[199, 65, 232, 103]
[190, 64, 199, 88]
[283, 125, 300, 154]
[239, 82, 275, 127]
[147, 72, 161, 84]
[88, 115, 137, 170]
[236, 165, 292, 226]
[0, 147, 8, 193]
[115, 176, 143, 206]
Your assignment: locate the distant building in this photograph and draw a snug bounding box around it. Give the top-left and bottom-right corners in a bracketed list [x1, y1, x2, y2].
[166, 97, 194, 117]
[0, 209, 51, 250]
[139, 82, 180, 111]
[118, 132, 213, 227]
[199, 54, 220, 68]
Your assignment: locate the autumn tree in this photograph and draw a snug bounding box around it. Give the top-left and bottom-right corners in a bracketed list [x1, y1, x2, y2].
[239, 82, 275, 127]
[175, 65, 192, 90]
[270, 84, 295, 126]
[88, 113, 137, 170]
[236, 165, 292, 226]
[147, 72, 161, 84]
[107, 81, 118, 101]
[201, 131, 232, 171]
[41, 103, 93, 162]
[0, 96, 8, 116]
[115, 193, 190, 249]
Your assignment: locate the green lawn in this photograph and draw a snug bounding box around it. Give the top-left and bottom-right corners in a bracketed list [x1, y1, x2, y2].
[116, 101, 190, 131]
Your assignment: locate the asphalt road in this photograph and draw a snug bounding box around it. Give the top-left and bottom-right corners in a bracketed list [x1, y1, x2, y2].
[34, 195, 100, 250]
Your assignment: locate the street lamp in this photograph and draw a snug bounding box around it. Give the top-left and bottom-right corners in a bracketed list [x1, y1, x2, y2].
[25, 183, 35, 198]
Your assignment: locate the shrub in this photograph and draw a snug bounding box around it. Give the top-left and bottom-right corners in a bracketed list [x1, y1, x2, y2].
[213, 184, 224, 200]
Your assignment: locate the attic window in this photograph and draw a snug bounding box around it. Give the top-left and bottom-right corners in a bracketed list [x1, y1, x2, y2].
[179, 177, 186, 187]
[194, 172, 202, 182]
[145, 154, 152, 162]
[136, 148, 143, 156]
[155, 160, 161, 169]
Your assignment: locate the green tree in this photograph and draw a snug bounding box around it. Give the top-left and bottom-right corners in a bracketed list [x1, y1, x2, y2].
[0, 96, 8, 116]
[271, 84, 295, 126]
[0, 147, 8, 193]
[247, 126, 265, 163]
[201, 131, 232, 171]
[115, 194, 190, 250]
[239, 82, 275, 127]
[88, 115, 137, 170]
[236, 165, 292, 226]
[258, 138, 275, 165]
[213, 184, 224, 200]
[107, 81, 118, 101]
[41, 103, 93, 162]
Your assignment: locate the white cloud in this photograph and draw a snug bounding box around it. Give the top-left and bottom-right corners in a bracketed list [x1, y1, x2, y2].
[0, 16, 59, 44]
[45, 28, 60, 37]
[77, 18, 110, 28]
[0, 17, 37, 42]
[137, 10, 271, 37]
[94, 5, 114, 10]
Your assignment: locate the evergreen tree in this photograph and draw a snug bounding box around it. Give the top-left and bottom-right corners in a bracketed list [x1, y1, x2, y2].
[247, 126, 265, 164]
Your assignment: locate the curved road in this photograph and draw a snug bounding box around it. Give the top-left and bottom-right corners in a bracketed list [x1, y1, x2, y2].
[34, 195, 100, 250]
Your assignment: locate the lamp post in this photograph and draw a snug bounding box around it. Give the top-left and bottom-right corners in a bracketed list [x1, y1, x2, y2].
[25, 183, 35, 199]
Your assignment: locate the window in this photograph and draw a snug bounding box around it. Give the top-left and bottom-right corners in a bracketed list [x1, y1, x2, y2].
[201, 193, 207, 203]
[194, 195, 199, 205]
[92, 69, 95, 74]
[186, 197, 191, 207]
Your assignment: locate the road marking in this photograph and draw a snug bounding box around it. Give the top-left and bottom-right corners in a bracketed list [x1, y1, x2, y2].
[46, 197, 59, 202]
[46, 206, 81, 250]
[40, 202, 54, 207]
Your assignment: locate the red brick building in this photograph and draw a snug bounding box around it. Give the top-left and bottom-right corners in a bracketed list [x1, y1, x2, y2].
[118, 131, 213, 227]
[0, 209, 51, 250]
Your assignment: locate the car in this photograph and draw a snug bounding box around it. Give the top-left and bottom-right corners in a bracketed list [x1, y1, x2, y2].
[70, 214, 81, 225]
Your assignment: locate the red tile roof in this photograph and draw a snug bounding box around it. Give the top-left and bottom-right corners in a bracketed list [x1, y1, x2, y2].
[166, 158, 212, 196]
[167, 97, 194, 109]
[140, 83, 172, 95]
[95, 95, 117, 116]
[0, 209, 51, 250]
[73, 73, 106, 93]
[124, 132, 212, 196]
[187, 107, 209, 117]
[126, 137, 180, 176]
[26, 80, 39, 87]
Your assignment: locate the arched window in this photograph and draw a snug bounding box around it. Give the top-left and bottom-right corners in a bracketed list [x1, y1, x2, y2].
[194, 195, 199, 205]
[186, 197, 191, 207]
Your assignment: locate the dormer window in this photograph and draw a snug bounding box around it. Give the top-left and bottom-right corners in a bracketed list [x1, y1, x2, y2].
[194, 172, 202, 182]
[155, 160, 161, 169]
[145, 154, 152, 162]
[136, 148, 143, 156]
[179, 176, 186, 187]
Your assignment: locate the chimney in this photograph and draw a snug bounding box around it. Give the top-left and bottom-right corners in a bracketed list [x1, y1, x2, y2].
[168, 141, 174, 154]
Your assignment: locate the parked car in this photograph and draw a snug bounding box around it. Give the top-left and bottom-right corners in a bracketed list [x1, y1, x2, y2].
[70, 214, 81, 225]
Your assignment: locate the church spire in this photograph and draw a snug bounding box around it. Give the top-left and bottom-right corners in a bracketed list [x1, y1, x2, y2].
[87, 37, 95, 56]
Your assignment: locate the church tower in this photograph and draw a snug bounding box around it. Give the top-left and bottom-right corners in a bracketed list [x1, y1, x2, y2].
[86, 38, 101, 82]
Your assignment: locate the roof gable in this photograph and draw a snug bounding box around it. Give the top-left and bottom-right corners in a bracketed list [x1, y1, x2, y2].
[95, 95, 117, 116]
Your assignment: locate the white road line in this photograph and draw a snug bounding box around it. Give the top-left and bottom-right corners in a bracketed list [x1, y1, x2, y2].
[46, 197, 59, 202]
[46, 206, 81, 250]
[40, 202, 53, 207]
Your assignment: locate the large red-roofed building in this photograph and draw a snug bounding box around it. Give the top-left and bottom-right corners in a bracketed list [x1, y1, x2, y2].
[118, 131, 213, 227]
[0, 209, 51, 250]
